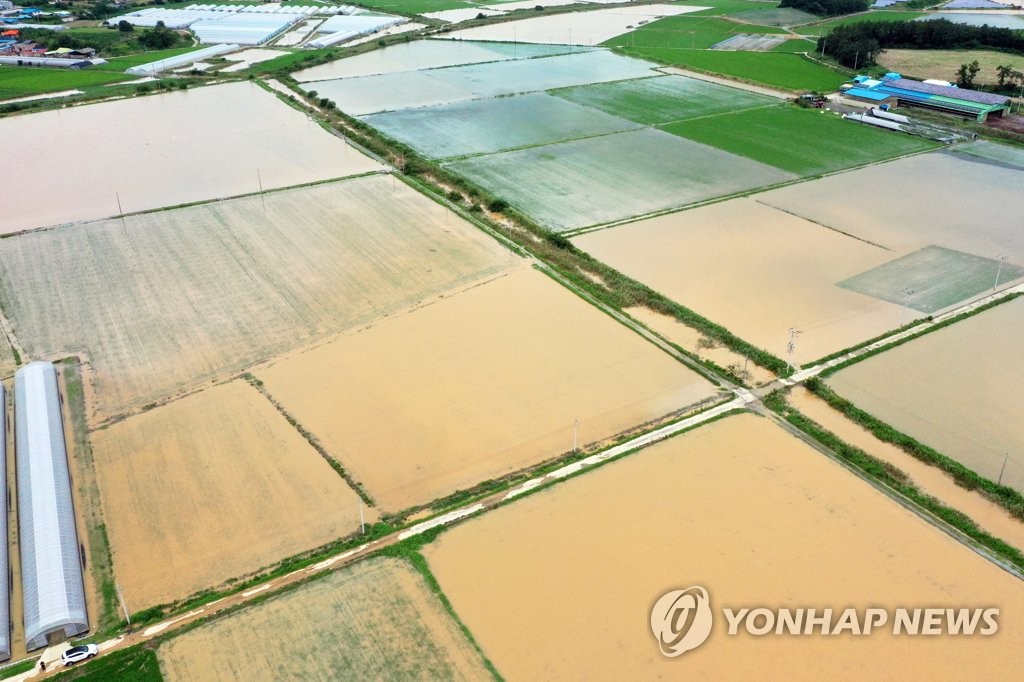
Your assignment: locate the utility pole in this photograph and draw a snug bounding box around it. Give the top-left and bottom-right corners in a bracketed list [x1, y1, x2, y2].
[854, 51, 860, 72]
[786, 328, 802, 372]
[998, 454, 1008, 486]
[359, 500, 365, 534]
[116, 583, 131, 633]
[993, 254, 1008, 290]
[820, 38, 826, 59]
[572, 419, 579, 453]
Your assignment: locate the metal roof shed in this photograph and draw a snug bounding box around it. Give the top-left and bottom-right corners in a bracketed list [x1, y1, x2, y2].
[0, 383, 9, 661]
[15, 362, 88, 651]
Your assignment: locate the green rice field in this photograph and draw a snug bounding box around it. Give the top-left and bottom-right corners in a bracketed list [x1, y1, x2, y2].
[951, 140, 1024, 172]
[728, 8, 819, 26]
[0, 66, 134, 100]
[610, 48, 848, 91]
[804, 10, 925, 35]
[661, 105, 937, 175]
[362, 92, 640, 159]
[446, 127, 794, 231]
[551, 74, 776, 125]
[346, 0, 472, 13]
[838, 245, 1024, 313]
[604, 16, 789, 52]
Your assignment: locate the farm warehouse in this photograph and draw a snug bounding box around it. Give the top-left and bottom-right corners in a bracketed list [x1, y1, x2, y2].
[15, 362, 88, 651]
[845, 74, 1011, 122]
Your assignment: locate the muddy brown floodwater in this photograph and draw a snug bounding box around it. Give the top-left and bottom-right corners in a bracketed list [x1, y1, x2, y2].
[425, 413, 1024, 680]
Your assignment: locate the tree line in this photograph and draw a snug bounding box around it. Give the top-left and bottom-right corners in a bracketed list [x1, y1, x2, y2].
[780, 0, 871, 17]
[819, 19, 1024, 70]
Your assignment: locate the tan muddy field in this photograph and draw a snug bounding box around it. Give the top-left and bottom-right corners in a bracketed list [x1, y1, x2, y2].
[788, 387, 1024, 551]
[256, 265, 718, 512]
[425, 413, 1024, 679]
[576, 199, 905, 364]
[91, 380, 365, 608]
[0, 81, 382, 233]
[158, 557, 489, 681]
[0, 176, 518, 422]
[758, 151, 1024, 259]
[827, 297, 1024, 493]
[626, 307, 777, 386]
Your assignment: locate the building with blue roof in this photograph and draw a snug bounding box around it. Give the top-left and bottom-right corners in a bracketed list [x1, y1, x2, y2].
[842, 73, 1010, 122]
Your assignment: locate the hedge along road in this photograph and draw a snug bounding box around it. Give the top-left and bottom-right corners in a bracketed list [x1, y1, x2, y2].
[23, 275, 1024, 678]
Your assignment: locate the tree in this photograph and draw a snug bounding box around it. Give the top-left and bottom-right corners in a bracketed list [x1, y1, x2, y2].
[954, 60, 981, 88]
[117, 20, 134, 33]
[996, 64, 1016, 88]
[139, 21, 177, 50]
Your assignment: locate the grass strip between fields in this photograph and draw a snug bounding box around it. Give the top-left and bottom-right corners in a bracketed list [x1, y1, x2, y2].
[814, 292, 1023, 374]
[804, 379, 1024, 521]
[272, 80, 791, 380]
[242, 373, 375, 506]
[60, 358, 121, 634]
[51, 644, 161, 681]
[764, 388, 1024, 573]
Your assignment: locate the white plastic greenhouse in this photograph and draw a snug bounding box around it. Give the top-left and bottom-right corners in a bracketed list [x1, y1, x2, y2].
[0, 384, 9, 662]
[306, 15, 407, 49]
[192, 13, 305, 45]
[15, 362, 89, 652]
[126, 43, 240, 75]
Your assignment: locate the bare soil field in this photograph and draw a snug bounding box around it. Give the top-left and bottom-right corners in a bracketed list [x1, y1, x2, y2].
[758, 149, 1024, 260]
[159, 557, 489, 681]
[827, 297, 1024, 493]
[255, 265, 718, 512]
[425, 413, 1024, 679]
[0, 81, 383, 233]
[575, 199, 906, 365]
[878, 49, 1023, 85]
[0, 176, 518, 421]
[91, 380, 365, 608]
[789, 386, 1024, 548]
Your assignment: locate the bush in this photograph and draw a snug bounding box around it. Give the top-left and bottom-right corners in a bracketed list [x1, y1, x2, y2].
[487, 198, 509, 212]
[780, 0, 870, 16]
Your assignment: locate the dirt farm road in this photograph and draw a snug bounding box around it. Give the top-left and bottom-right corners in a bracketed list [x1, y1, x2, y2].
[14, 276, 1024, 680]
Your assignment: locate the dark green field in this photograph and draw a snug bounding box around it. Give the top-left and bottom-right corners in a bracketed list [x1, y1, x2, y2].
[605, 16, 789, 51]
[661, 104, 938, 175]
[0, 66, 133, 98]
[614, 48, 847, 91]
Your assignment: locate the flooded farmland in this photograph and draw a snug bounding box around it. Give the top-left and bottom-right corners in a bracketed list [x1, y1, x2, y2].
[92, 381, 365, 608]
[159, 558, 489, 681]
[0, 176, 518, 420]
[759, 148, 1024, 261]
[576, 198, 906, 364]
[425, 414, 1024, 680]
[255, 265, 719, 512]
[827, 296, 1024, 492]
[0, 81, 382, 233]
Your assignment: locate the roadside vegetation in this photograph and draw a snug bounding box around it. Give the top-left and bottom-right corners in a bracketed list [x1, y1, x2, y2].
[765, 388, 1024, 572]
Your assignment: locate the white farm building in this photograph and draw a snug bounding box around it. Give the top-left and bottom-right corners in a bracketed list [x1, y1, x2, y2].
[15, 362, 89, 651]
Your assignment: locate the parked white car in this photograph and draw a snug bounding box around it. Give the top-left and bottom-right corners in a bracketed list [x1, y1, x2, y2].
[61, 644, 98, 666]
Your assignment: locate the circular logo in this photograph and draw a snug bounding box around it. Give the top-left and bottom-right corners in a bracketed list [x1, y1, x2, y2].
[650, 586, 713, 657]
